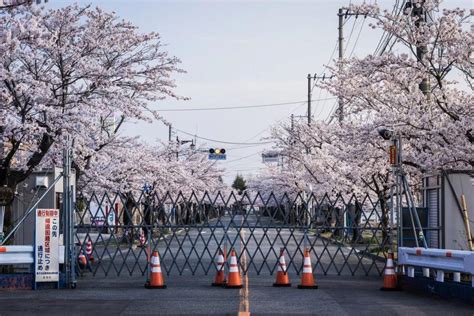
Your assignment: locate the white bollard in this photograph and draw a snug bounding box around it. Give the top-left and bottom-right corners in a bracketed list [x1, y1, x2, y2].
[422, 268, 430, 278]
[407, 266, 415, 278]
[436, 270, 444, 282]
[453, 272, 461, 282]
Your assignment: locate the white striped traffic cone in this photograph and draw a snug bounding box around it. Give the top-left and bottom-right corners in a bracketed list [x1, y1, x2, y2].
[273, 248, 291, 287]
[212, 249, 226, 286]
[86, 238, 94, 262]
[381, 251, 399, 291]
[225, 249, 242, 288]
[145, 251, 166, 289]
[298, 248, 318, 289]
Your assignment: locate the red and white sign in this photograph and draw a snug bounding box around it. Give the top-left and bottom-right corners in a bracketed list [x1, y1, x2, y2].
[35, 208, 60, 282]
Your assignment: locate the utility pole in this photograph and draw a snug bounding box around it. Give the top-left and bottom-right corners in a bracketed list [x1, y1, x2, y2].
[291, 114, 294, 132]
[307, 74, 312, 126]
[412, 1, 430, 98]
[336, 8, 364, 123]
[168, 124, 172, 143]
[338, 8, 344, 123]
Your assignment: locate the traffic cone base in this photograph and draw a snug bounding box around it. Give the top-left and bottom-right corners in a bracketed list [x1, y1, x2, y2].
[212, 281, 227, 287]
[273, 282, 292, 287]
[380, 286, 399, 291]
[297, 284, 318, 289]
[145, 282, 167, 289]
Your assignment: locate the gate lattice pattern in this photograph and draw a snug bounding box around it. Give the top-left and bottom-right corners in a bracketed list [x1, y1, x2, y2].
[74, 191, 390, 277]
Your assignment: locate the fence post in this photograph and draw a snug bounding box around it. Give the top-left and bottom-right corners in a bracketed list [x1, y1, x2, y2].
[62, 142, 76, 288]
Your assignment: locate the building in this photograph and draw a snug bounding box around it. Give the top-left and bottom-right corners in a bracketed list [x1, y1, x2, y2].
[12, 167, 76, 246]
[422, 170, 474, 250]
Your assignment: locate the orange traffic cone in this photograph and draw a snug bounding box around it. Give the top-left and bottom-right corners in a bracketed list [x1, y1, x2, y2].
[212, 249, 226, 286]
[381, 251, 399, 291]
[145, 251, 167, 289]
[77, 250, 87, 269]
[139, 229, 146, 247]
[226, 249, 243, 289]
[273, 248, 291, 287]
[298, 248, 318, 289]
[86, 238, 94, 262]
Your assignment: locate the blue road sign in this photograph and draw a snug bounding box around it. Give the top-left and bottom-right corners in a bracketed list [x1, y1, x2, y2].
[209, 154, 226, 160]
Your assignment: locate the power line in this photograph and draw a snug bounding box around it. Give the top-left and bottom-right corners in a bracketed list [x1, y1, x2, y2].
[349, 17, 366, 58]
[156, 97, 336, 112]
[222, 151, 263, 164]
[174, 127, 275, 145]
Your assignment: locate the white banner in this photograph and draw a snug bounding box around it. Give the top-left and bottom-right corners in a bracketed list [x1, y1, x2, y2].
[35, 209, 60, 282]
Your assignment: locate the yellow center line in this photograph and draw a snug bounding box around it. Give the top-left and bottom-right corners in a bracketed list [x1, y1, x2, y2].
[238, 217, 250, 316]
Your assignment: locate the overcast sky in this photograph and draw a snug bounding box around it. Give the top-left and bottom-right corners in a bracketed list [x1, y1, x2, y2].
[48, 0, 471, 184]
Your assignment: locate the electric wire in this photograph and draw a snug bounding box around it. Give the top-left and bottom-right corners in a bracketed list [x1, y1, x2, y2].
[174, 127, 274, 145]
[158, 97, 335, 112]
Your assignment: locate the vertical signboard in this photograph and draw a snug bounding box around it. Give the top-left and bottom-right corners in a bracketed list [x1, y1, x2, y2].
[35, 209, 60, 282]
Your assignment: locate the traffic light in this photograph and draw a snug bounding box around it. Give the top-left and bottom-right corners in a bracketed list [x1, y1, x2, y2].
[209, 148, 226, 154]
[209, 148, 226, 160]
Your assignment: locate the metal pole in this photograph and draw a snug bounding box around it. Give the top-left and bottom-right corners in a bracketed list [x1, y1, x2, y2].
[414, 1, 430, 99]
[291, 114, 294, 133]
[69, 182, 76, 287]
[307, 74, 311, 126]
[0, 205, 5, 243]
[402, 176, 428, 248]
[176, 136, 179, 161]
[389, 185, 394, 251]
[397, 136, 404, 248]
[397, 167, 403, 248]
[338, 8, 344, 123]
[62, 146, 69, 286]
[168, 124, 172, 143]
[62, 141, 74, 288]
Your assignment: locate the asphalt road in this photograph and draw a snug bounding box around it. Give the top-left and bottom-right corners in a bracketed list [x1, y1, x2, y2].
[1, 215, 473, 315]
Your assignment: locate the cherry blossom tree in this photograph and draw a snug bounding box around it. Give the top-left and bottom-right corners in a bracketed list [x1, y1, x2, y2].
[0, 4, 184, 227]
[252, 0, 473, 243]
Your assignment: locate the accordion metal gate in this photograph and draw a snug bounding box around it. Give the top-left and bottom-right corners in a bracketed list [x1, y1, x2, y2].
[74, 191, 389, 277]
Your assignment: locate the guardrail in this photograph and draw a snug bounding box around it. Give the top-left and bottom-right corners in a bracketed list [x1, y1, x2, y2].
[0, 245, 65, 265]
[398, 247, 474, 287]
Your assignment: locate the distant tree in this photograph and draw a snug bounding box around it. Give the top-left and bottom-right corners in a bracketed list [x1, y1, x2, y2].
[232, 175, 247, 195]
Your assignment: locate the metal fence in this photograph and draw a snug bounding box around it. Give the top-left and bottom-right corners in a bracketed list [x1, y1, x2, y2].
[74, 191, 391, 277]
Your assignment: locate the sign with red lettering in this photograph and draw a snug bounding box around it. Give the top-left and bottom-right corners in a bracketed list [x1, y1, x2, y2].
[389, 145, 397, 165]
[35, 209, 60, 282]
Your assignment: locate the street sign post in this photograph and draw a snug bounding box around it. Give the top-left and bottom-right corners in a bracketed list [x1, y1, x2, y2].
[35, 208, 60, 285]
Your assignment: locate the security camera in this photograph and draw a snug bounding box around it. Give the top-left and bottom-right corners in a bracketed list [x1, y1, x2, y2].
[378, 128, 394, 140]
